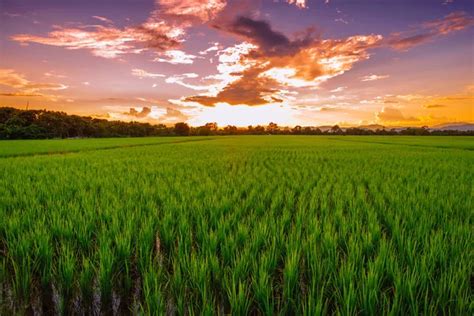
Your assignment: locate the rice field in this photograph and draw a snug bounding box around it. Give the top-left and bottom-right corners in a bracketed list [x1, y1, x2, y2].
[0, 136, 472, 315]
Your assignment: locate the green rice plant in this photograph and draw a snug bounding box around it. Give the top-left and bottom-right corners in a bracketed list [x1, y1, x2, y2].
[0, 135, 472, 313]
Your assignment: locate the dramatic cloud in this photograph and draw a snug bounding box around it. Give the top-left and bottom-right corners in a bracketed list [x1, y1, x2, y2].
[361, 74, 389, 82]
[132, 69, 165, 79]
[185, 18, 382, 107]
[388, 11, 473, 50]
[186, 68, 282, 106]
[219, 16, 314, 56]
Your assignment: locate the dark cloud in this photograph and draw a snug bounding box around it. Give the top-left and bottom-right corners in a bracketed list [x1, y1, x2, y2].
[217, 16, 315, 56]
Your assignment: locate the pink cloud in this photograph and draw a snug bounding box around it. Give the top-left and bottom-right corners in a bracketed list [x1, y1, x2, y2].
[286, 0, 307, 9]
[11, 0, 228, 59]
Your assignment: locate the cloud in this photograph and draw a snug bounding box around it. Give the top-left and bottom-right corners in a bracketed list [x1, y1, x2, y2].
[107, 104, 189, 124]
[92, 16, 113, 24]
[0, 92, 43, 97]
[376, 107, 419, 122]
[186, 67, 282, 106]
[11, 0, 228, 59]
[219, 16, 314, 56]
[160, 107, 189, 122]
[388, 11, 474, 50]
[199, 42, 221, 55]
[125, 106, 152, 118]
[44, 71, 67, 79]
[286, 0, 307, 9]
[132, 68, 165, 79]
[361, 74, 389, 82]
[165, 73, 209, 90]
[184, 16, 382, 107]
[335, 18, 349, 25]
[154, 49, 199, 64]
[12, 23, 180, 59]
[157, 0, 227, 24]
[330, 86, 346, 93]
[424, 104, 446, 108]
[320, 106, 342, 112]
[0, 69, 67, 92]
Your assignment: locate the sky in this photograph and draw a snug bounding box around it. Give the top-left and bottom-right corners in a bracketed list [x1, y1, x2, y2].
[0, 0, 473, 127]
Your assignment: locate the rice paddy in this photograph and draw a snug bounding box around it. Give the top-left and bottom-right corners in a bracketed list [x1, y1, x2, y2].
[0, 136, 472, 314]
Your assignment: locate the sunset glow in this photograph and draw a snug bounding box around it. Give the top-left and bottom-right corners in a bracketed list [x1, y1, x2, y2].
[1, 0, 473, 127]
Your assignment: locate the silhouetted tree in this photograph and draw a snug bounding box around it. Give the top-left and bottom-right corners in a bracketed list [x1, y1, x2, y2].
[174, 122, 190, 136]
[267, 122, 279, 134]
[330, 125, 343, 135]
[1, 107, 472, 139]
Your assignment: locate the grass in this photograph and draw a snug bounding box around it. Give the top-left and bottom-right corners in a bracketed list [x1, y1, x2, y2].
[0, 136, 472, 314]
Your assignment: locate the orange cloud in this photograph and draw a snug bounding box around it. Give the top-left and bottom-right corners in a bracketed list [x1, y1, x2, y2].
[186, 67, 282, 106]
[376, 107, 419, 123]
[0, 69, 67, 92]
[157, 0, 227, 24]
[424, 104, 447, 108]
[0, 92, 43, 97]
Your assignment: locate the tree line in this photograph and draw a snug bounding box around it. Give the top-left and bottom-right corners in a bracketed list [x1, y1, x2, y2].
[0, 107, 472, 139]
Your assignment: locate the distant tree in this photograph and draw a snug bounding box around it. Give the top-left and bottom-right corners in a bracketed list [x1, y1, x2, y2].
[330, 125, 343, 135]
[292, 125, 302, 134]
[223, 125, 238, 135]
[254, 125, 266, 135]
[205, 122, 218, 132]
[267, 122, 279, 134]
[174, 122, 190, 136]
[1, 106, 472, 139]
